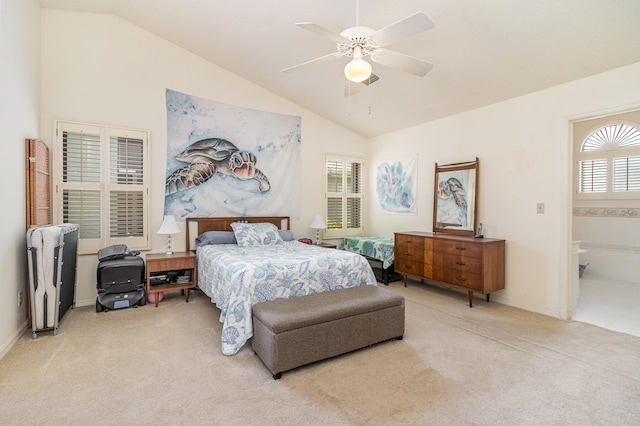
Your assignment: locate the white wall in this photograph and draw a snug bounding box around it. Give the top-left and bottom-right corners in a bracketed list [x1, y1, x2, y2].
[39, 10, 367, 307]
[0, 0, 41, 358]
[368, 61, 640, 319]
[573, 215, 640, 282]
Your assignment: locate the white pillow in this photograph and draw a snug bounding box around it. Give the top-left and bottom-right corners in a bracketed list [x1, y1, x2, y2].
[230, 222, 284, 247]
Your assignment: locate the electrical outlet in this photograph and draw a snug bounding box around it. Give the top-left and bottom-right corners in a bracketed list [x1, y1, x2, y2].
[536, 203, 545, 214]
[18, 291, 23, 307]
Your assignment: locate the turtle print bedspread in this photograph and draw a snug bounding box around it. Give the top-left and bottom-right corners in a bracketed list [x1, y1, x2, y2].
[197, 241, 378, 355]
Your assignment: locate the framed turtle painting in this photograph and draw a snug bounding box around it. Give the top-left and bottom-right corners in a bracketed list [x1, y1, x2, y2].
[433, 158, 478, 237]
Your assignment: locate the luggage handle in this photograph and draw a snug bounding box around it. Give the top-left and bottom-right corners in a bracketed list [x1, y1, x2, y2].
[97, 244, 139, 261]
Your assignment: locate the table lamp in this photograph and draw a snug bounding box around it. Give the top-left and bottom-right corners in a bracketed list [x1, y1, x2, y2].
[310, 214, 326, 245]
[157, 215, 180, 255]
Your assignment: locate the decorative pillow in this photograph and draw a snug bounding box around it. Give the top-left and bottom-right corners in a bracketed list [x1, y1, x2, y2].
[195, 231, 237, 247]
[278, 230, 295, 242]
[231, 222, 284, 247]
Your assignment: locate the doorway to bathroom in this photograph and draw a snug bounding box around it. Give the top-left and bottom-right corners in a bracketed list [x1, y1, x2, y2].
[571, 109, 640, 337]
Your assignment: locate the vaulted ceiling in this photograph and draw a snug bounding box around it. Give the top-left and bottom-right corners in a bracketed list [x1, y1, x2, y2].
[38, 0, 640, 138]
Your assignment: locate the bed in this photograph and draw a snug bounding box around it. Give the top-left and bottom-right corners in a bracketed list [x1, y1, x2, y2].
[338, 237, 399, 285]
[186, 216, 378, 355]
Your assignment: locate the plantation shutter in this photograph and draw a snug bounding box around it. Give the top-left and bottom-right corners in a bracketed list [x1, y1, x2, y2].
[578, 159, 607, 193]
[613, 156, 640, 192]
[324, 154, 364, 238]
[109, 135, 145, 239]
[55, 121, 149, 254]
[61, 125, 103, 247]
[326, 159, 344, 230]
[346, 161, 362, 229]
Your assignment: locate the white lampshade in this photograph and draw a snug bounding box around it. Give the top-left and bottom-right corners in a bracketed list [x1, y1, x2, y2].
[157, 215, 180, 234]
[157, 215, 180, 255]
[344, 46, 372, 83]
[310, 214, 326, 245]
[310, 214, 326, 229]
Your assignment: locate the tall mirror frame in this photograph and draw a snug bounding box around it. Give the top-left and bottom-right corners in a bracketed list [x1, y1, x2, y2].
[433, 157, 479, 237]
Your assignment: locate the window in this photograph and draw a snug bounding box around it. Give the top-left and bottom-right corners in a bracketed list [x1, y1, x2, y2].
[53, 120, 149, 254]
[577, 123, 640, 199]
[324, 154, 364, 238]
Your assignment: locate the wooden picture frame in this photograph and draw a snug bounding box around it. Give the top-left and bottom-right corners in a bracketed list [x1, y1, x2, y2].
[433, 158, 479, 237]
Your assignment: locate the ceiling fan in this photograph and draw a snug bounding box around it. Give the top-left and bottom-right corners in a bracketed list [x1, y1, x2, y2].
[281, 2, 435, 89]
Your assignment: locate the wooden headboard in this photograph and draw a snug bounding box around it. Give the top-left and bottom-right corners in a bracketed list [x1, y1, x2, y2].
[185, 216, 290, 252]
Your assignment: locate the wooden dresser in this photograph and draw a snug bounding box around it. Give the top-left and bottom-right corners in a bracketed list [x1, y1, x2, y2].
[394, 232, 505, 307]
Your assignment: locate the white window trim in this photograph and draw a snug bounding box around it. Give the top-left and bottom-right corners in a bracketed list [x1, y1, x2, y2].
[52, 119, 150, 255]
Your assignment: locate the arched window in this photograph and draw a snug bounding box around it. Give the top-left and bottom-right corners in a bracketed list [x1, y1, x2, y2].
[577, 123, 640, 198]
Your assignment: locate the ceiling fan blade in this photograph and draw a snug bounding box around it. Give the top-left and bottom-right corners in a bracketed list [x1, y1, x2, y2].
[370, 12, 435, 47]
[281, 52, 343, 74]
[296, 22, 347, 43]
[371, 49, 433, 76]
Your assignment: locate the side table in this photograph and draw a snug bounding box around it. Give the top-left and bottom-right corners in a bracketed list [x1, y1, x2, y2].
[146, 251, 197, 307]
[317, 242, 337, 249]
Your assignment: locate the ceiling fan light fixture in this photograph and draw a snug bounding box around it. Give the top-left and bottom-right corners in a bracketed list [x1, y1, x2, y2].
[344, 45, 372, 83]
[344, 58, 372, 83]
[286, 10, 435, 82]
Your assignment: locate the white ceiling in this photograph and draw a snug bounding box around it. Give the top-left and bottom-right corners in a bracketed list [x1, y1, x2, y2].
[38, 0, 640, 138]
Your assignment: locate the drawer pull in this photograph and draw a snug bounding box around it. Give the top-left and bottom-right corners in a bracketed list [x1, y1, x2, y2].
[456, 277, 466, 282]
[456, 262, 466, 266]
[456, 247, 466, 251]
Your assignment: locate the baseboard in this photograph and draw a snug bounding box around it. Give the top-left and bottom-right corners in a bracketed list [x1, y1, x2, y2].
[74, 298, 95, 308]
[491, 294, 567, 320]
[0, 320, 28, 361]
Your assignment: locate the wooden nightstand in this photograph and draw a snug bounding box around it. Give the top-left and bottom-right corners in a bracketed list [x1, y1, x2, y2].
[146, 251, 197, 307]
[317, 242, 337, 249]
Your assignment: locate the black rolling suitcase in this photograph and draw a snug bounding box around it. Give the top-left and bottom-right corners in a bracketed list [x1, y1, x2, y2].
[96, 245, 146, 312]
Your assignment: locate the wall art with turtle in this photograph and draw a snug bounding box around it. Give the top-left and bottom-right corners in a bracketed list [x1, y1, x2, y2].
[164, 89, 301, 221]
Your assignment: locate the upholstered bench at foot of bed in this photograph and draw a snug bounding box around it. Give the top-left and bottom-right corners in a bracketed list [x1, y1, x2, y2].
[251, 285, 405, 380]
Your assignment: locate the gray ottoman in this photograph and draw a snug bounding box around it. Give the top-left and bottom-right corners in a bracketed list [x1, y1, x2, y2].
[251, 285, 405, 379]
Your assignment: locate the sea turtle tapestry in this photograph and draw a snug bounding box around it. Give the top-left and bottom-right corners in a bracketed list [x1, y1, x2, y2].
[164, 89, 301, 221]
[375, 155, 417, 214]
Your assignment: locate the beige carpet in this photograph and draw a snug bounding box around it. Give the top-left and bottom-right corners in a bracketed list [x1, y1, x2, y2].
[1, 280, 639, 425]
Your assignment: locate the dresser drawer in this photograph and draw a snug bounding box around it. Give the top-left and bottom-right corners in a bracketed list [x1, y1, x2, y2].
[396, 234, 434, 251]
[395, 259, 424, 277]
[395, 245, 424, 263]
[147, 255, 196, 271]
[443, 269, 483, 291]
[434, 240, 482, 258]
[442, 253, 482, 272]
[395, 234, 427, 250]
